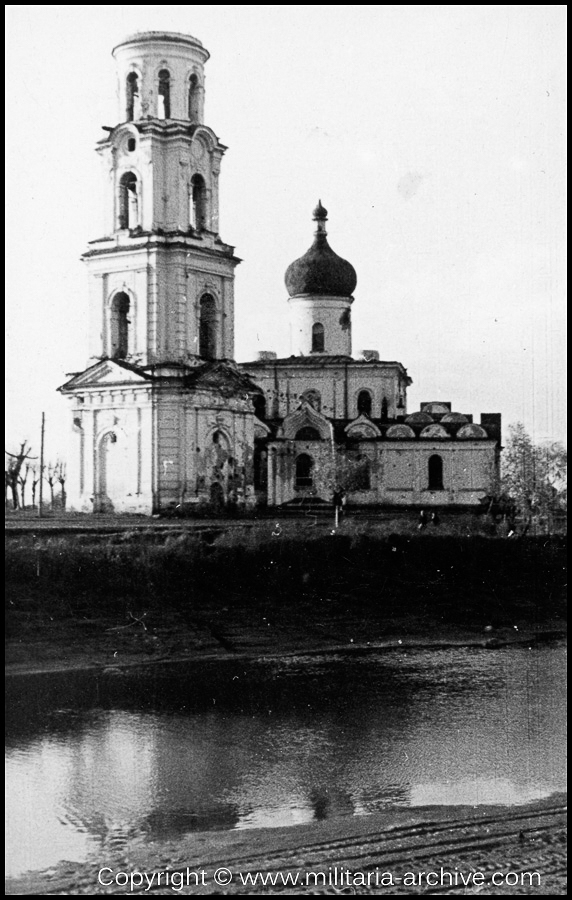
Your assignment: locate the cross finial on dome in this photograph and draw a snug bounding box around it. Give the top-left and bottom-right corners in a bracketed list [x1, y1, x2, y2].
[312, 200, 328, 221]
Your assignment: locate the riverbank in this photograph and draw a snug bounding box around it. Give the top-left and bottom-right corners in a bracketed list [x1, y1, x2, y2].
[6, 529, 566, 675]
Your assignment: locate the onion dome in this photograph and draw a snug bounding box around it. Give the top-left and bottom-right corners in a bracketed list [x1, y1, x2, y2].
[285, 202, 357, 298]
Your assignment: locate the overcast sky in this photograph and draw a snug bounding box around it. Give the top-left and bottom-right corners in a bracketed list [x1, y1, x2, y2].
[5, 5, 567, 461]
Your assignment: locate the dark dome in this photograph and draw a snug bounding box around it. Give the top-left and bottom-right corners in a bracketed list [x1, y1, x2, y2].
[285, 203, 357, 298]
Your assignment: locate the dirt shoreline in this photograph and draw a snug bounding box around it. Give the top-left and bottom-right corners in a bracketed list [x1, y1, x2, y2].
[5, 622, 567, 679]
[6, 795, 567, 895]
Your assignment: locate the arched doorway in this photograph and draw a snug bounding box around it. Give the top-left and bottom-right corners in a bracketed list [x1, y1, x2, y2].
[295, 453, 314, 490]
[209, 481, 224, 511]
[96, 430, 128, 512]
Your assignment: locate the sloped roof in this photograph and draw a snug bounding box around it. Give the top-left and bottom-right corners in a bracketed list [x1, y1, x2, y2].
[59, 357, 261, 395]
[58, 358, 154, 391]
[241, 356, 408, 369]
[182, 361, 261, 395]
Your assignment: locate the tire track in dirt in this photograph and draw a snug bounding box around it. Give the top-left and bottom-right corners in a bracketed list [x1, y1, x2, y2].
[61, 803, 564, 895]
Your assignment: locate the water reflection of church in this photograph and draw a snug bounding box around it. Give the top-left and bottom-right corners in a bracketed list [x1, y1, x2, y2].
[59, 31, 501, 514]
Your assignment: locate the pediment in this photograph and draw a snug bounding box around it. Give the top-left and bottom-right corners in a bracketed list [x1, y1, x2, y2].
[278, 401, 333, 440]
[344, 414, 381, 439]
[59, 359, 150, 392]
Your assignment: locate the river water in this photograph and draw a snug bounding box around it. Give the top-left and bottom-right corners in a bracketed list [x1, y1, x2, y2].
[5, 642, 567, 879]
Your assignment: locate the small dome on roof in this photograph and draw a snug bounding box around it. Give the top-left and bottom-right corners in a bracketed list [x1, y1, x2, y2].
[420, 424, 449, 440]
[457, 424, 488, 440]
[386, 424, 415, 440]
[285, 203, 357, 298]
[405, 411, 433, 425]
[441, 412, 469, 423]
[421, 402, 451, 415]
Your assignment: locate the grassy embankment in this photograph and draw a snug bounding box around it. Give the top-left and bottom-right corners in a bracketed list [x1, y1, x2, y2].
[5, 523, 567, 668]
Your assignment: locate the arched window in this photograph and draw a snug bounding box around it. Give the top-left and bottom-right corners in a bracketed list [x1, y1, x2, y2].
[190, 174, 207, 231]
[428, 454, 444, 490]
[188, 73, 200, 121]
[295, 427, 321, 441]
[254, 447, 267, 490]
[301, 389, 321, 412]
[295, 454, 314, 489]
[381, 396, 389, 422]
[312, 322, 325, 353]
[357, 390, 372, 416]
[110, 292, 130, 359]
[118, 172, 138, 229]
[357, 457, 371, 490]
[199, 293, 216, 359]
[253, 394, 267, 420]
[158, 69, 171, 119]
[126, 72, 139, 120]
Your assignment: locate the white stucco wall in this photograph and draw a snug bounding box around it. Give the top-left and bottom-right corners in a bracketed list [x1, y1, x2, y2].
[288, 295, 353, 357]
[64, 384, 154, 514]
[240, 361, 408, 421]
[265, 438, 498, 508]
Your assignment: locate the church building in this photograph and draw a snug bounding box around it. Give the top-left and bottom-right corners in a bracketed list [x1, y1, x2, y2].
[59, 31, 501, 515]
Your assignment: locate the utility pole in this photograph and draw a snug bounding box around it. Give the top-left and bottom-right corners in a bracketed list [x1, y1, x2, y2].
[38, 413, 45, 519]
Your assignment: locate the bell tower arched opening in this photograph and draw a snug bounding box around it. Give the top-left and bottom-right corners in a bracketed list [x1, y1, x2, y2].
[109, 292, 130, 359]
[189, 73, 200, 122]
[190, 174, 207, 231]
[118, 172, 138, 229]
[157, 69, 171, 118]
[199, 293, 217, 359]
[126, 72, 139, 120]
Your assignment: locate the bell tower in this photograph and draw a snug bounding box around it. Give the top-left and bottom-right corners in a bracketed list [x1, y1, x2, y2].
[60, 31, 260, 517]
[84, 31, 239, 366]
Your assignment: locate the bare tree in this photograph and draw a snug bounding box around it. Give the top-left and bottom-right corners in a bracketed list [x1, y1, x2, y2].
[17, 462, 31, 510]
[5, 442, 37, 510]
[46, 463, 57, 509]
[30, 465, 40, 510]
[56, 461, 67, 510]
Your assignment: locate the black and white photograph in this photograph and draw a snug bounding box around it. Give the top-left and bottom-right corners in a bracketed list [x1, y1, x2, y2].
[6, 5, 566, 895]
